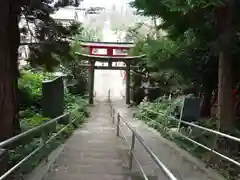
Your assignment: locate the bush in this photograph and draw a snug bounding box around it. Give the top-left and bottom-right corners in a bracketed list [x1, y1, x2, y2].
[135, 98, 240, 180]
[13, 70, 90, 178]
[11, 96, 89, 177]
[18, 70, 54, 109]
[20, 114, 49, 131]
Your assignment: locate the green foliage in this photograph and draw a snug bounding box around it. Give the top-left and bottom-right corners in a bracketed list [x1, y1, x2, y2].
[20, 114, 49, 131]
[135, 98, 179, 132]
[15, 67, 90, 177]
[58, 26, 102, 96]
[27, 21, 81, 70]
[129, 0, 240, 92]
[64, 93, 89, 115]
[135, 98, 240, 179]
[8, 138, 42, 167]
[138, 38, 179, 70]
[129, 0, 240, 179]
[130, 0, 223, 39]
[11, 96, 88, 177]
[129, 25, 220, 94]
[6, 1, 92, 177]
[19, 72, 43, 101]
[128, 0, 223, 94]
[20, 0, 83, 71]
[18, 70, 55, 109]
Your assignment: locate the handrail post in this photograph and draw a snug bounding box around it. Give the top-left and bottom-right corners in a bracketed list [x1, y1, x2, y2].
[108, 89, 110, 102]
[117, 113, 120, 136]
[110, 106, 112, 119]
[177, 98, 185, 132]
[112, 108, 115, 124]
[129, 132, 135, 171]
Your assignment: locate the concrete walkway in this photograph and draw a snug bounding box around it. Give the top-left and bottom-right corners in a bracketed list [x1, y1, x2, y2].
[43, 101, 129, 180]
[113, 100, 226, 180]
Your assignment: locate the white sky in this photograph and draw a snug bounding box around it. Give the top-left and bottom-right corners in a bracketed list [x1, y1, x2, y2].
[52, 0, 131, 19]
[51, 0, 153, 40]
[80, 0, 128, 9]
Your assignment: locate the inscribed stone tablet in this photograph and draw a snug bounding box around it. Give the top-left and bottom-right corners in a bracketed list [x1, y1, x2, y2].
[182, 98, 201, 122]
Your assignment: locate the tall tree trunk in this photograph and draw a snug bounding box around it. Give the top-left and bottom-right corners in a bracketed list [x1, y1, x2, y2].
[201, 83, 214, 117]
[10, 3, 21, 135]
[0, 1, 20, 140]
[216, 0, 234, 131]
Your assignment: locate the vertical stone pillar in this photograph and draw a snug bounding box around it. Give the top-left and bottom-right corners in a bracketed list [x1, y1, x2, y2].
[89, 60, 95, 105]
[125, 62, 131, 104]
[42, 77, 64, 118]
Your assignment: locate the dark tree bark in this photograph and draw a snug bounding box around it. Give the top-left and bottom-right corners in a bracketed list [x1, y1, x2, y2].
[215, 0, 234, 131]
[0, 1, 21, 140]
[201, 83, 214, 117]
[10, 3, 21, 135]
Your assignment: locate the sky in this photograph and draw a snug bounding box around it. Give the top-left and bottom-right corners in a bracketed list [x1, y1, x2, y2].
[80, 0, 128, 9]
[52, 0, 131, 20]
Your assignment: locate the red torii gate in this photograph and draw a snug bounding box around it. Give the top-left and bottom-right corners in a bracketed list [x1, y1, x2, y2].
[80, 41, 134, 56]
[77, 41, 144, 105]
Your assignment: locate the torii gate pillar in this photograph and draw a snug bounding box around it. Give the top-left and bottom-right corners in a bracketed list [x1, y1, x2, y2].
[125, 62, 131, 104]
[89, 60, 95, 104]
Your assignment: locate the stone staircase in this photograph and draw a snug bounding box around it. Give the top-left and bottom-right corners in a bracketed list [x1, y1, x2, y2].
[42, 100, 226, 180]
[43, 101, 157, 180]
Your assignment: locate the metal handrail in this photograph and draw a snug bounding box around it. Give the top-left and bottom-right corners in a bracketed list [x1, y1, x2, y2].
[141, 107, 240, 143]
[140, 106, 240, 167]
[0, 113, 68, 148]
[110, 106, 178, 180]
[117, 124, 149, 180]
[0, 112, 83, 180]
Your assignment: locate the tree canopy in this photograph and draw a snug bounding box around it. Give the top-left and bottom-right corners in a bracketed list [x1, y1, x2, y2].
[0, 0, 86, 140]
[129, 0, 240, 130]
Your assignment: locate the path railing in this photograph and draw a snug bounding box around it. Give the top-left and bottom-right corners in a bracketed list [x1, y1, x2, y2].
[0, 112, 84, 180]
[140, 106, 240, 167]
[108, 90, 178, 180]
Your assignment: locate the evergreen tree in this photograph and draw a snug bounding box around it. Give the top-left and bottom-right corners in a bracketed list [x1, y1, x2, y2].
[0, 0, 81, 140]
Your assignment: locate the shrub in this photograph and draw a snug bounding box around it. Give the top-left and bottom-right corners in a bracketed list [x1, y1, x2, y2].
[14, 69, 90, 177]
[135, 98, 240, 180]
[18, 70, 54, 109]
[11, 96, 88, 177]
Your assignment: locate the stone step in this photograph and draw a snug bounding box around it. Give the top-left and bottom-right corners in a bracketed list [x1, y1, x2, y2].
[130, 174, 158, 180]
[57, 163, 127, 175]
[54, 154, 125, 164]
[45, 173, 130, 180]
[61, 147, 127, 155]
